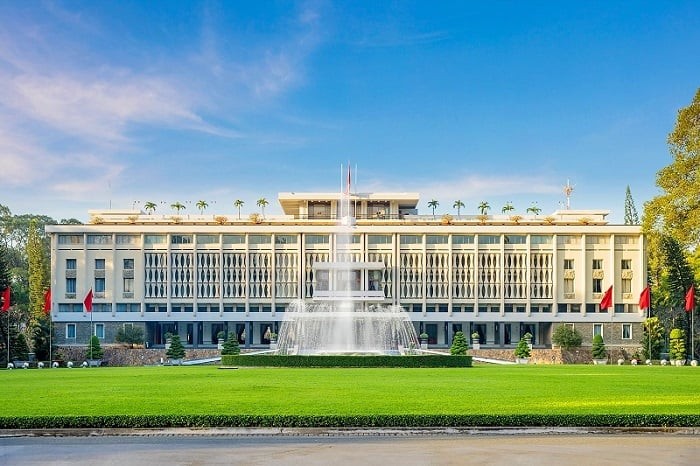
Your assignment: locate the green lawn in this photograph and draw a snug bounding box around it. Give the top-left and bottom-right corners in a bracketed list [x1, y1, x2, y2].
[2, 364, 699, 418]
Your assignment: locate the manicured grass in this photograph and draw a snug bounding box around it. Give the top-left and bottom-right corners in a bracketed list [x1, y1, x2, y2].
[1, 365, 698, 418]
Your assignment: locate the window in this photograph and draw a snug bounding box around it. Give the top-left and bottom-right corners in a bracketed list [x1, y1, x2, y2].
[336, 234, 360, 244]
[426, 235, 448, 244]
[452, 235, 474, 244]
[564, 279, 574, 294]
[504, 235, 526, 244]
[563, 259, 574, 270]
[478, 235, 500, 245]
[116, 234, 139, 245]
[58, 235, 83, 245]
[592, 278, 603, 293]
[622, 324, 632, 339]
[530, 235, 552, 245]
[66, 259, 77, 270]
[275, 235, 297, 244]
[123, 258, 134, 270]
[95, 259, 105, 270]
[368, 235, 392, 244]
[249, 235, 272, 244]
[123, 278, 134, 293]
[95, 323, 105, 339]
[197, 234, 219, 244]
[621, 259, 631, 270]
[571, 304, 581, 313]
[400, 235, 422, 245]
[87, 234, 111, 244]
[144, 235, 166, 245]
[592, 259, 603, 270]
[222, 234, 245, 244]
[171, 235, 193, 244]
[593, 324, 603, 337]
[95, 277, 105, 293]
[621, 279, 631, 294]
[557, 235, 580, 245]
[66, 324, 76, 339]
[66, 278, 76, 293]
[304, 234, 328, 245]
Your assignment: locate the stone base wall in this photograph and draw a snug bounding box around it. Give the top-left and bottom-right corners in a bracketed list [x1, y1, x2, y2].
[55, 346, 221, 366]
[471, 346, 642, 364]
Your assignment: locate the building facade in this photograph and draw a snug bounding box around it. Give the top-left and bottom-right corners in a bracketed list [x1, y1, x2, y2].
[46, 192, 646, 350]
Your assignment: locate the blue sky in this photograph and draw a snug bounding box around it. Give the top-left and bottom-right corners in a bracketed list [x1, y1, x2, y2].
[1, 1, 699, 223]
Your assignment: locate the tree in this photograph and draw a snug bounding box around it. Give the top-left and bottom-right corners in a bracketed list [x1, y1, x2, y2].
[669, 328, 686, 361]
[501, 202, 514, 214]
[116, 325, 145, 348]
[144, 201, 157, 214]
[221, 333, 241, 355]
[452, 200, 465, 218]
[26, 219, 48, 326]
[32, 315, 53, 361]
[591, 334, 607, 360]
[526, 203, 542, 216]
[166, 334, 186, 360]
[478, 201, 490, 215]
[0, 243, 10, 292]
[427, 199, 439, 218]
[624, 185, 639, 225]
[450, 331, 469, 355]
[234, 199, 244, 220]
[551, 325, 582, 350]
[641, 316, 665, 360]
[514, 336, 531, 359]
[257, 198, 269, 218]
[87, 335, 104, 360]
[10, 329, 30, 361]
[196, 200, 208, 214]
[643, 88, 700, 248]
[170, 202, 186, 214]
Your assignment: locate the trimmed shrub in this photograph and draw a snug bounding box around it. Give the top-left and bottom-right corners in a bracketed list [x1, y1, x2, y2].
[551, 325, 582, 350]
[115, 326, 145, 348]
[450, 331, 469, 355]
[221, 333, 241, 356]
[669, 328, 686, 361]
[591, 334, 607, 360]
[165, 335, 186, 360]
[514, 337, 531, 359]
[221, 355, 472, 368]
[87, 335, 104, 360]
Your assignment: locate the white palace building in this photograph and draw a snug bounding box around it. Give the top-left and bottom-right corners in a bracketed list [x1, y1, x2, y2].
[46, 190, 646, 350]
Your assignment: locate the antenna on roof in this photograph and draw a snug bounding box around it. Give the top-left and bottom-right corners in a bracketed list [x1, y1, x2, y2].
[563, 179, 575, 209]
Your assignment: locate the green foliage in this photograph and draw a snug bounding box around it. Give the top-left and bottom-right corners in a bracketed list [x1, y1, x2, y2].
[551, 325, 583, 350]
[419, 333, 429, 340]
[221, 333, 240, 356]
[31, 315, 54, 361]
[669, 328, 686, 360]
[115, 326, 145, 348]
[0, 243, 10, 291]
[165, 334, 186, 360]
[221, 355, 473, 368]
[26, 219, 48, 326]
[591, 334, 607, 360]
[10, 330, 30, 361]
[427, 199, 439, 217]
[514, 336, 531, 358]
[624, 185, 639, 225]
[450, 331, 469, 355]
[642, 317, 665, 360]
[87, 335, 104, 360]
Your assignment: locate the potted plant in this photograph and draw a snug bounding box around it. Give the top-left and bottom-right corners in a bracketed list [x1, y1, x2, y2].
[86, 335, 104, 367]
[471, 331, 481, 350]
[165, 334, 186, 365]
[591, 334, 608, 364]
[669, 328, 686, 366]
[217, 331, 226, 350]
[269, 332, 278, 350]
[514, 335, 531, 363]
[419, 333, 429, 349]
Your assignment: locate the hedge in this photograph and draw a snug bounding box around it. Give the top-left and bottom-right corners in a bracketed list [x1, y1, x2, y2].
[1, 414, 698, 429]
[220, 354, 472, 368]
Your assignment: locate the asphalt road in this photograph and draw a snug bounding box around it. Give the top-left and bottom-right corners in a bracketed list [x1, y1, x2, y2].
[1, 430, 698, 465]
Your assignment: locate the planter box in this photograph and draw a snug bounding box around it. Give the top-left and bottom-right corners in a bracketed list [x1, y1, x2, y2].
[593, 359, 608, 365]
[169, 359, 183, 366]
[86, 359, 102, 367]
[472, 343, 481, 350]
[516, 358, 530, 364]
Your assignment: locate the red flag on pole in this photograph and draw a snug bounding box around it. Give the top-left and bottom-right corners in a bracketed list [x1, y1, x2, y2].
[43, 288, 52, 314]
[686, 285, 695, 313]
[83, 289, 93, 312]
[599, 285, 613, 311]
[1, 286, 10, 312]
[346, 162, 351, 195]
[638, 285, 650, 310]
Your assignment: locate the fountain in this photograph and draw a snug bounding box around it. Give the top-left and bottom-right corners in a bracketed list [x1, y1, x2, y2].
[274, 167, 421, 356]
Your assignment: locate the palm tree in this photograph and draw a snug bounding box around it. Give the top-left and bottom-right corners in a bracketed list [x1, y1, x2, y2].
[502, 202, 514, 214]
[196, 200, 208, 214]
[234, 199, 245, 220]
[478, 201, 490, 216]
[257, 198, 269, 218]
[453, 200, 465, 218]
[170, 202, 185, 214]
[144, 201, 157, 215]
[526, 202, 542, 216]
[427, 199, 439, 219]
